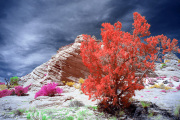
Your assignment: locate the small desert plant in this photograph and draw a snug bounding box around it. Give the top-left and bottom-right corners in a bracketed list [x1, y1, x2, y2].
[10, 76, 19, 86]
[174, 105, 180, 118]
[78, 78, 84, 84]
[90, 106, 98, 110]
[140, 101, 150, 108]
[76, 109, 88, 120]
[147, 78, 157, 85]
[74, 84, 81, 89]
[167, 82, 174, 87]
[12, 108, 26, 116]
[35, 82, 63, 99]
[64, 116, 74, 120]
[171, 76, 179, 82]
[148, 110, 154, 118]
[27, 111, 50, 120]
[0, 89, 12, 98]
[26, 113, 31, 119]
[164, 60, 170, 63]
[150, 83, 165, 89]
[68, 100, 85, 108]
[149, 84, 172, 90]
[14, 84, 31, 96]
[0, 84, 8, 90]
[159, 83, 166, 89]
[176, 84, 180, 90]
[66, 82, 75, 87]
[160, 63, 166, 69]
[160, 90, 167, 93]
[164, 86, 172, 90]
[0, 82, 5, 85]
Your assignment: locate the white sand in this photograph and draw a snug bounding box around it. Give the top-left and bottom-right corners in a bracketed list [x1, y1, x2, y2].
[0, 63, 180, 119]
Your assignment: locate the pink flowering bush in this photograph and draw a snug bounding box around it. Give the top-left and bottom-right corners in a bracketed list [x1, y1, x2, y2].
[160, 90, 167, 93]
[14, 84, 31, 96]
[168, 82, 174, 87]
[147, 78, 157, 85]
[160, 76, 166, 78]
[0, 84, 31, 98]
[0, 89, 12, 98]
[35, 82, 63, 99]
[171, 76, 179, 82]
[0, 82, 5, 85]
[176, 84, 180, 91]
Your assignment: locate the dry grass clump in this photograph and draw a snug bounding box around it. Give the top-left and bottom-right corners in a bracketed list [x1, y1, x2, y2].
[0, 85, 17, 90]
[66, 82, 75, 87]
[74, 84, 81, 89]
[0, 85, 8, 90]
[78, 78, 84, 84]
[164, 86, 173, 90]
[148, 83, 172, 90]
[73, 78, 85, 89]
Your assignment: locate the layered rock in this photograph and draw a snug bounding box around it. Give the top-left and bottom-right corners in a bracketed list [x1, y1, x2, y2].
[19, 35, 93, 91]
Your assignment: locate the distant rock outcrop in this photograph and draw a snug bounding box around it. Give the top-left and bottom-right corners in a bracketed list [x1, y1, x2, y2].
[162, 52, 180, 71]
[19, 35, 158, 91]
[164, 52, 179, 65]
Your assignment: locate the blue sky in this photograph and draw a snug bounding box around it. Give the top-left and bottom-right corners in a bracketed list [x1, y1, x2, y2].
[0, 0, 180, 82]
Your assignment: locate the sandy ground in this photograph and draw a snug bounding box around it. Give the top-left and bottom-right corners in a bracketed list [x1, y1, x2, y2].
[0, 63, 180, 119]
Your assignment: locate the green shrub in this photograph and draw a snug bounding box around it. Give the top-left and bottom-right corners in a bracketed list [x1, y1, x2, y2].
[64, 116, 74, 120]
[26, 111, 50, 120]
[10, 76, 19, 86]
[174, 105, 180, 118]
[160, 63, 166, 69]
[11, 108, 26, 116]
[148, 110, 154, 118]
[140, 101, 150, 108]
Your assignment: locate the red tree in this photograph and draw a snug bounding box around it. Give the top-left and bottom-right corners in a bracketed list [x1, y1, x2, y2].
[80, 12, 180, 109]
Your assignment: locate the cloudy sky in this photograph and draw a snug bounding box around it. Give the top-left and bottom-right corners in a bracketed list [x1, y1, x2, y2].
[0, 0, 180, 82]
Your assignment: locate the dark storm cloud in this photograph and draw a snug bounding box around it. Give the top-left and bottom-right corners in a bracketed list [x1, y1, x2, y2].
[0, 0, 180, 82]
[0, 0, 111, 81]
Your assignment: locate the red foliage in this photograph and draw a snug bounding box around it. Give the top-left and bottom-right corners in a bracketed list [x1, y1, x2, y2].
[80, 12, 180, 108]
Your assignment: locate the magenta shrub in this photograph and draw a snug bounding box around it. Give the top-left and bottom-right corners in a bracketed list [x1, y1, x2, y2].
[0, 89, 12, 98]
[171, 76, 179, 82]
[0, 82, 5, 85]
[35, 82, 63, 99]
[168, 83, 174, 87]
[14, 84, 31, 96]
[176, 84, 180, 90]
[160, 90, 167, 93]
[0, 84, 31, 98]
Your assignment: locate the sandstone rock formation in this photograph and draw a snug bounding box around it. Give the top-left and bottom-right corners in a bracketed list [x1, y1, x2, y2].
[19, 35, 158, 91]
[19, 35, 93, 91]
